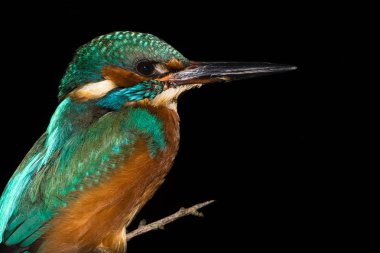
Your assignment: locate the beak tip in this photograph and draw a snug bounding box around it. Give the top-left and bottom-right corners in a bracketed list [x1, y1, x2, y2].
[280, 65, 297, 72]
[265, 64, 297, 75]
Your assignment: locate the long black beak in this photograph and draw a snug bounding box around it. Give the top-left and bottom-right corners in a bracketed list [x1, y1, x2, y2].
[169, 61, 296, 86]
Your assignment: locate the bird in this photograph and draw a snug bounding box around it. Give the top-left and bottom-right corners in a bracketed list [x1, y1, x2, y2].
[0, 31, 295, 253]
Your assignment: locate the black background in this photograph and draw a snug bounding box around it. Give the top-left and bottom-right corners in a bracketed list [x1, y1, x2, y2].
[0, 1, 378, 252]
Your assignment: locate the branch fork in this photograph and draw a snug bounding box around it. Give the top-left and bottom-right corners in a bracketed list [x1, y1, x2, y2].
[126, 200, 215, 241]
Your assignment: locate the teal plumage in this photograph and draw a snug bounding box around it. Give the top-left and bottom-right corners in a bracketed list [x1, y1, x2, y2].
[0, 31, 187, 253]
[97, 80, 165, 110]
[0, 30, 295, 253]
[59, 31, 188, 100]
[1, 98, 166, 248]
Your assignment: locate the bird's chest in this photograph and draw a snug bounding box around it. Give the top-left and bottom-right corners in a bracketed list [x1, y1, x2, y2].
[111, 106, 180, 224]
[40, 107, 180, 252]
[35, 107, 180, 252]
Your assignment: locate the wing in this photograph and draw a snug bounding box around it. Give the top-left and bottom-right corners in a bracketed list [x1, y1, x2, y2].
[0, 107, 165, 250]
[0, 133, 47, 244]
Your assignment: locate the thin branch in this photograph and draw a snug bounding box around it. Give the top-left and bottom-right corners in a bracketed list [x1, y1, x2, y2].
[126, 200, 215, 241]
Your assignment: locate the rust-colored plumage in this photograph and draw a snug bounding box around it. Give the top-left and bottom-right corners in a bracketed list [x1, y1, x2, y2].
[166, 59, 185, 70]
[0, 31, 295, 253]
[38, 105, 179, 253]
[102, 66, 148, 88]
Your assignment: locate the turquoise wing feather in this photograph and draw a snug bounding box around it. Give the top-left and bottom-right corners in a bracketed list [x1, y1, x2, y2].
[0, 98, 165, 249]
[0, 134, 47, 245]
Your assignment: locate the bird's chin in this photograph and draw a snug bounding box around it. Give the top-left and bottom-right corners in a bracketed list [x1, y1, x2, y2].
[151, 83, 203, 110]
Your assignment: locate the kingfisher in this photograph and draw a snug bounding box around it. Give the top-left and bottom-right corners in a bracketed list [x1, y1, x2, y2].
[0, 31, 295, 253]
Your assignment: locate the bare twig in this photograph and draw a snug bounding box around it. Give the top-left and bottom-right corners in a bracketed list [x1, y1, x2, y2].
[126, 200, 215, 241]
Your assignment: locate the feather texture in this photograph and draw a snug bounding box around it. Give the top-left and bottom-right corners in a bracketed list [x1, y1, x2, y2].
[0, 98, 171, 251]
[0, 31, 190, 253]
[59, 31, 188, 100]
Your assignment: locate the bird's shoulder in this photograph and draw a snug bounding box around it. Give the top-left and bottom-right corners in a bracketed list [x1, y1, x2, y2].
[0, 105, 167, 248]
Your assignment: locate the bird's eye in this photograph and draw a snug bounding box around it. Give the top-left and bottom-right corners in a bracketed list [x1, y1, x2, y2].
[136, 61, 156, 76]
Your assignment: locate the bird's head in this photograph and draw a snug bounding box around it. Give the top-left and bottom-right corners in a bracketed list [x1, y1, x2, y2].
[60, 31, 295, 110]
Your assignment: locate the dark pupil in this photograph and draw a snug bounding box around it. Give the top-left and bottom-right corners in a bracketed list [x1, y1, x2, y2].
[137, 62, 155, 76]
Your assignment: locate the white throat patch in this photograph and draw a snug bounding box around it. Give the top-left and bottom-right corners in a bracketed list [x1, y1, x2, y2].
[151, 84, 203, 111]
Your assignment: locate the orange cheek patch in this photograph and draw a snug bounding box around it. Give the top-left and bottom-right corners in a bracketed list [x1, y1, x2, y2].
[157, 73, 173, 82]
[166, 59, 185, 70]
[157, 59, 185, 82]
[102, 66, 148, 88]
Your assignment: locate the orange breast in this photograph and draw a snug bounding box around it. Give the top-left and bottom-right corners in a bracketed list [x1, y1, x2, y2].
[38, 106, 180, 253]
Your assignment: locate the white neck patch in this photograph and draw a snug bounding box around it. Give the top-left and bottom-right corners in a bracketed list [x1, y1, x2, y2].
[70, 80, 117, 100]
[151, 84, 203, 111]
